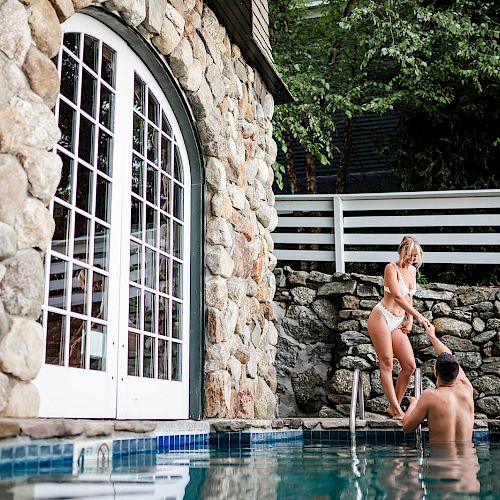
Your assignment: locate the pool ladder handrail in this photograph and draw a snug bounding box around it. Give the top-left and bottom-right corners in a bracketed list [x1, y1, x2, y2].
[349, 369, 365, 435]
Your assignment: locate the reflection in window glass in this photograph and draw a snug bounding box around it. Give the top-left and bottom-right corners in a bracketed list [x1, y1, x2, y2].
[101, 44, 115, 87]
[97, 130, 113, 176]
[134, 74, 145, 113]
[159, 255, 169, 294]
[58, 101, 76, 152]
[132, 156, 144, 196]
[132, 113, 144, 155]
[173, 146, 183, 182]
[158, 339, 168, 380]
[95, 174, 111, 223]
[131, 197, 143, 238]
[173, 221, 183, 259]
[127, 332, 140, 376]
[56, 153, 73, 203]
[130, 241, 142, 284]
[160, 174, 170, 213]
[75, 164, 93, 213]
[172, 260, 182, 299]
[146, 164, 157, 204]
[91, 271, 107, 320]
[71, 265, 88, 314]
[63, 32, 80, 56]
[172, 301, 182, 340]
[69, 318, 86, 368]
[89, 324, 106, 371]
[60, 52, 79, 104]
[160, 136, 171, 174]
[145, 247, 157, 290]
[94, 223, 110, 271]
[81, 69, 97, 118]
[83, 34, 98, 73]
[45, 312, 66, 366]
[73, 213, 91, 263]
[159, 297, 169, 336]
[48, 256, 68, 309]
[148, 91, 159, 125]
[173, 183, 183, 221]
[172, 342, 181, 381]
[52, 202, 71, 256]
[129, 286, 141, 329]
[143, 291, 156, 334]
[162, 112, 172, 137]
[145, 206, 156, 246]
[100, 85, 114, 131]
[159, 214, 170, 254]
[143, 335, 155, 378]
[78, 115, 95, 165]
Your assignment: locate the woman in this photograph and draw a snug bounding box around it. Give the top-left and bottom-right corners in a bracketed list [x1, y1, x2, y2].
[368, 236, 430, 419]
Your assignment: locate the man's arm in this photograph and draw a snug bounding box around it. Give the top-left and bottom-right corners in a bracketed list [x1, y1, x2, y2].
[424, 323, 470, 385]
[403, 391, 431, 433]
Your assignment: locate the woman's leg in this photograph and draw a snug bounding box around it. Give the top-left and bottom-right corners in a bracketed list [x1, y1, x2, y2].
[392, 329, 417, 404]
[368, 309, 404, 419]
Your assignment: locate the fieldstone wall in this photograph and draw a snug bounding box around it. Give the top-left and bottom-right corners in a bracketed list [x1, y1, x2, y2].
[0, 0, 278, 418]
[274, 267, 500, 419]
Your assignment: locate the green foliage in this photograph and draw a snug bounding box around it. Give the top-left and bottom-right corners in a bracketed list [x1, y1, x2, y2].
[269, 0, 500, 191]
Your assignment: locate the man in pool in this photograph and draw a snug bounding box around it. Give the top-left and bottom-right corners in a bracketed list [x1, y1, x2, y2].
[402, 322, 474, 442]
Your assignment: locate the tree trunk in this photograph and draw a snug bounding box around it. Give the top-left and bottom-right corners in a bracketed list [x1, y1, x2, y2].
[329, 0, 356, 65]
[335, 118, 355, 194]
[285, 129, 299, 194]
[305, 151, 318, 194]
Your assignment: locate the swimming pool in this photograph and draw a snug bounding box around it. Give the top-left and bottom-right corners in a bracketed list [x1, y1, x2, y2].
[1, 440, 499, 499]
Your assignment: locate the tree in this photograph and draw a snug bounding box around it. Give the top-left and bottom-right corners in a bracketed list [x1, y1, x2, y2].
[269, 0, 500, 193]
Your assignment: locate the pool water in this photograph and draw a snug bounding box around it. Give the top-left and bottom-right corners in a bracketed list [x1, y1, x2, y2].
[1, 441, 499, 499]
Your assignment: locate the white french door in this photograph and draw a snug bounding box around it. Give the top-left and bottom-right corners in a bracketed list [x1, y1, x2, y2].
[34, 14, 191, 419]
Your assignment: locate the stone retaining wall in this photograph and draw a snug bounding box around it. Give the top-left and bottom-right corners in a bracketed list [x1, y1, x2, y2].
[0, 0, 278, 418]
[273, 267, 500, 419]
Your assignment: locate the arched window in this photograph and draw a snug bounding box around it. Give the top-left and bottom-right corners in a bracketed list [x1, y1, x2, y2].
[35, 13, 197, 419]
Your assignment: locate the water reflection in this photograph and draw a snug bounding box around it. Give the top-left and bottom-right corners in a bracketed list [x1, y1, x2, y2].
[0, 442, 497, 499]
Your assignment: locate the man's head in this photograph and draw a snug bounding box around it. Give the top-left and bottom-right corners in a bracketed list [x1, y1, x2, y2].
[435, 352, 460, 383]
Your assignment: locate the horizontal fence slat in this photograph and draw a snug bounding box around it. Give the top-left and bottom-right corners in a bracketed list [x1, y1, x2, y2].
[273, 233, 335, 244]
[342, 196, 500, 211]
[276, 200, 334, 212]
[344, 233, 500, 246]
[345, 251, 500, 265]
[275, 249, 335, 262]
[344, 214, 500, 228]
[278, 217, 333, 228]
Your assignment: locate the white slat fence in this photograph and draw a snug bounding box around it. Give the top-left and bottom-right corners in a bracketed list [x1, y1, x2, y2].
[274, 190, 500, 272]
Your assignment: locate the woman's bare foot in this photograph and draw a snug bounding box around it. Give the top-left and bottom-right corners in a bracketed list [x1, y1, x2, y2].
[387, 404, 405, 420]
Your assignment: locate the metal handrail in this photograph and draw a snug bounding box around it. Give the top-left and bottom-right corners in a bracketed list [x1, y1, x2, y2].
[414, 367, 423, 446]
[350, 369, 365, 436]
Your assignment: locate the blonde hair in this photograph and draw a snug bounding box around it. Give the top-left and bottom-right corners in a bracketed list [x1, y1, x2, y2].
[397, 235, 423, 270]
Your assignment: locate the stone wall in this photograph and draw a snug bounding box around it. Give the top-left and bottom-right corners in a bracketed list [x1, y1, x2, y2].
[0, 0, 278, 417]
[274, 267, 500, 419]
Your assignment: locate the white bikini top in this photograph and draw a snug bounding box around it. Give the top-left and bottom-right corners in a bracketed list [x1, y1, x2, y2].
[383, 262, 417, 297]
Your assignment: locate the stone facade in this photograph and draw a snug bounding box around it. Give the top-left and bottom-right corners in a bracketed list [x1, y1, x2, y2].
[0, 0, 278, 417]
[274, 267, 500, 419]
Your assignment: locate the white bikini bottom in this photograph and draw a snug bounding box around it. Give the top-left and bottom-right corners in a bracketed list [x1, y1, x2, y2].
[375, 302, 405, 332]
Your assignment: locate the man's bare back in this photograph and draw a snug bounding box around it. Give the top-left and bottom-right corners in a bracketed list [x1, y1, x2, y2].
[403, 323, 474, 443]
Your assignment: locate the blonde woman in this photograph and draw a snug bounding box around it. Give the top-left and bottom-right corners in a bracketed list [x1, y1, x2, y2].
[367, 236, 430, 419]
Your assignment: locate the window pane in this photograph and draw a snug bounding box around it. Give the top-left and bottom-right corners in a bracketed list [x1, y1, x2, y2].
[160, 136, 171, 174]
[127, 332, 140, 376]
[172, 260, 182, 299]
[173, 221, 183, 259]
[73, 213, 91, 263]
[63, 32, 80, 56]
[48, 256, 68, 309]
[158, 338, 168, 380]
[143, 335, 155, 379]
[101, 44, 115, 87]
[147, 126, 159, 165]
[159, 297, 169, 336]
[132, 155, 144, 196]
[97, 130, 113, 176]
[160, 174, 170, 212]
[95, 174, 111, 223]
[146, 164, 157, 204]
[60, 52, 79, 104]
[69, 318, 86, 368]
[148, 91, 159, 125]
[45, 312, 66, 366]
[162, 112, 172, 137]
[91, 270, 107, 320]
[143, 291, 156, 334]
[58, 101, 76, 152]
[89, 324, 106, 371]
[159, 255, 169, 294]
[134, 74, 145, 113]
[130, 241, 142, 284]
[99, 85, 114, 131]
[145, 206, 156, 246]
[52, 202, 71, 256]
[131, 197, 143, 238]
[75, 163, 93, 213]
[81, 69, 97, 118]
[172, 301, 182, 340]
[132, 113, 144, 155]
[172, 342, 181, 381]
[94, 223, 110, 271]
[78, 115, 95, 165]
[71, 265, 88, 314]
[174, 147, 183, 182]
[129, 286, 141, 329]
[56, 152, 73, 203]
[159, 214, 170, 254]
[145, 247, 157, 290]
[83, 34, 98, 73]
[173, 183, 183, 221]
